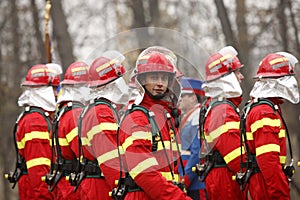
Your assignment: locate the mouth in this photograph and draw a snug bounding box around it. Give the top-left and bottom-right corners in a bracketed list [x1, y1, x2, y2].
[154, 89, 164, 94]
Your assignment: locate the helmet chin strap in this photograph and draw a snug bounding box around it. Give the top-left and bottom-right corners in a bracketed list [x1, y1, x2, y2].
[143, 86, 165, 100]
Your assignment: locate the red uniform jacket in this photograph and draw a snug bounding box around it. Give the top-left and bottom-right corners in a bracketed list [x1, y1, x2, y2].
[203, 97, 246, 200]
[80, 98, 120, 200]
[16, 106, 54, 200]
[54, 102, 83, 200]
[245, 98, 289, 200]
[119, 93, 191, 200]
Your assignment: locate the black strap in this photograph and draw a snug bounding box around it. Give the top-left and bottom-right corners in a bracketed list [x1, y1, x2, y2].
[52, 102, 83, 170]
[240, 98, 293, 169]
[11, 107, 51, 188]
[199, 98, 238, 163]
[74, 98, 119, 190]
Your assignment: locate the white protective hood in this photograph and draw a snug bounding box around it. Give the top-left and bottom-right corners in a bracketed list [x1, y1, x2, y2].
[90, 77, 129, 105]
[250, 76, 299, 104]
[202, 72, 242, 98]
[18, 86, 56, 111]
[57, 85, 91, 105]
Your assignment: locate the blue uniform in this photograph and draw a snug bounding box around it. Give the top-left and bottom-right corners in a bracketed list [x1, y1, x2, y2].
[179, 105, 206, 199]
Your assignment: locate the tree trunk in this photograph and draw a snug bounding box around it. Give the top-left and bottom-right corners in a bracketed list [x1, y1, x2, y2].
[10, 0, 21, 87]
[278, 0, 288, 51]
[128, 0, 150, 49]
[30, 0, 46, 64]
[214, 0, 237, 47]
[51, 0, 74, 71]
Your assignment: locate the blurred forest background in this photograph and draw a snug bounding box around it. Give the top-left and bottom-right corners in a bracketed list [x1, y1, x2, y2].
[0, 0, 300, 199]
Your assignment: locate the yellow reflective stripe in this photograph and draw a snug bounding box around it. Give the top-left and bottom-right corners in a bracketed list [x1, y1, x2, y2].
[97, 149, 119, 164]
[17, 131, 50, 149]
[280, 156, 286, 164]
[160, 172, 180, 182]
[58, 138, 68, 146]
[246, 129, 284, 141]
[256, 144, 280, 157]
[17, 141, 24, 149]
[206, 121, 239, 143]
[157, 141, 171, 151]
[26, 157, 51, 169]
[224, 146, 245, 164]
[172, 142, 177, 151]
[118, 146, 125, 155]
[122, 131, 152, 151]
[87, 122, 118, 141]
[66, 127, 78, 143]
[130, 157, 158, 179]
[81, 137, 91, 146]
[246, 132, 253, 140]
[250, 118, 281, 133]
[269, 57, 288, 65]
[279, 130, 285, 138]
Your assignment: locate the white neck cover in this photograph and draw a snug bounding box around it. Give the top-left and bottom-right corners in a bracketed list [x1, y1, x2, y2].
[202, 72, 242, 98]
[18, 86, 56, 111]
[250, 76, 299, 104]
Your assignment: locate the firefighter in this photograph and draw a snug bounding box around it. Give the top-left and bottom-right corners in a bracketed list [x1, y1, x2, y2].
[47, 61, 89, 199]
[178, 77, 206, 200]
[200, 46, 246, 199]
[14, 64, 60, 199]
[118, 46, 191, 200]
[243, 52, 299, 199]
[78, 50, 129, 199]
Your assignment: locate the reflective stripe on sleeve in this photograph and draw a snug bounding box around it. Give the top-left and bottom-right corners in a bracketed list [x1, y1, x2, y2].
[130, 157, 158, 179]
[250, 118, 281, 133]
[206, 121, 240, 143]
[122, 131, 152, 151]
[26, 157, 51, 169]
[17, 131, 50, 149]
[256, 144, 280, 157]
[97, 149, 119, 164]
[87, 122, 118, 141]
[66, 127, 78, 143]
[81, 136, 91, 146]
[223, 146, 245, 164]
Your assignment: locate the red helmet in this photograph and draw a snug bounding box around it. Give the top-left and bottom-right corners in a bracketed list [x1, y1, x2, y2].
[45, 63, 63, 86]
[61, 62, 89, 85]
[89, 50, 126, 87]
[135, 46, 176, 77]
[205, 46, 243, 82]
[255, 52, 297, 78]
[22, 64, 53, 86]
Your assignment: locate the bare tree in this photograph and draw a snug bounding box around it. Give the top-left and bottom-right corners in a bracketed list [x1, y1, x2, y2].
[278, 0, 288, 51]
[51, 0, 74, 70]
[214, 0, 237, 47]
[30, 0, 46, 63]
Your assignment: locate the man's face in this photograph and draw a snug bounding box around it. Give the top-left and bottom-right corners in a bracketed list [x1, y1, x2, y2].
[178, 93, 196, 113]
[142, 72, 169, 97]
[234, 69, 244, 84]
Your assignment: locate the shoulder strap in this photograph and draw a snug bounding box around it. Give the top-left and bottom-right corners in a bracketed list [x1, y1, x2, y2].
[125, 104, 160, 152]
[13, 107, 52, 174]
[208, 98, 239, 116]
[125, 104, 158, 136]
[94, 98, 120, 124]
[52, 102, 84, 162]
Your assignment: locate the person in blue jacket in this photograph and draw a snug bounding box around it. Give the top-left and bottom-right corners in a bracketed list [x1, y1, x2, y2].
[179, 77, 207, 200]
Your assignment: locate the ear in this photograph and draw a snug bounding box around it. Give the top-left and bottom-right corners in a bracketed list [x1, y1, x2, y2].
[140, 78, 146, 85]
